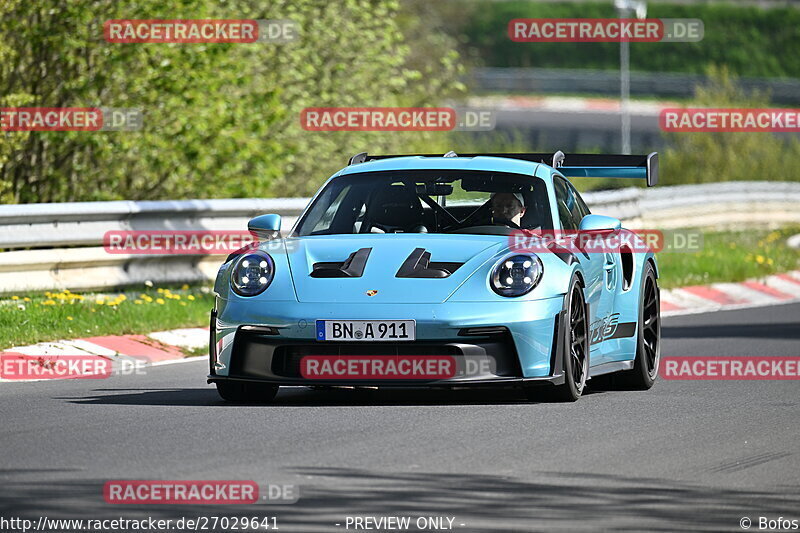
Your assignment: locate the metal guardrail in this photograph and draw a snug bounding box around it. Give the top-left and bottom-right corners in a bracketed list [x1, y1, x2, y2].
[467, 68, 800, 105]
[0, 198, 306, 294]
[1, 182, 799, 294]
[584, 181, 800, 227]
[0, 198, 308, 249]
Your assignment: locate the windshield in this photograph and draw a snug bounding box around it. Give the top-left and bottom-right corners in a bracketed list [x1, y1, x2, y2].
[293, 170, 552, 236]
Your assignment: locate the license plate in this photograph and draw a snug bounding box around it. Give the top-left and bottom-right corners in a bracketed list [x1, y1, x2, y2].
[316, 320, 416, 341]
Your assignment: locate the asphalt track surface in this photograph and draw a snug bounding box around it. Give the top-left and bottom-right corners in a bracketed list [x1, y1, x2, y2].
[493, 109, 664, 153]
[490, 109, 800, 152]
[2, 302, 799, 532]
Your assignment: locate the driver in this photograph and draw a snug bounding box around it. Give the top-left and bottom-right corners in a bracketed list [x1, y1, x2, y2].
[490, 192, 526, 228]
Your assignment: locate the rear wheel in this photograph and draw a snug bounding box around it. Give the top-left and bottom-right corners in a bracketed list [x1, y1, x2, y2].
[618, 263, 660, 389]
[216, 381, 279, 403]
[527, 277, 588, 402]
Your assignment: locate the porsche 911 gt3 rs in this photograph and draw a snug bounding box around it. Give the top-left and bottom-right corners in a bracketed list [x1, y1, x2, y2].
[208, 150, 661, 402]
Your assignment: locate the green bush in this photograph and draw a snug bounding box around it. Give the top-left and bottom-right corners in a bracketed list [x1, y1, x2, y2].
[0, 0, 464, 203]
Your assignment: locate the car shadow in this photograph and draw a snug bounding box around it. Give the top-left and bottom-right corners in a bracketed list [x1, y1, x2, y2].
[60, 384, 633, 407]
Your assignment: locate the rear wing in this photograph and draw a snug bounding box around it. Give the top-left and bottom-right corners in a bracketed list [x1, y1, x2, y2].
[348, 151, 659, 187]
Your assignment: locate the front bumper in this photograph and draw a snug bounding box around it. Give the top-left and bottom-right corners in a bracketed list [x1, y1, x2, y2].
[208, 297, 566, 386]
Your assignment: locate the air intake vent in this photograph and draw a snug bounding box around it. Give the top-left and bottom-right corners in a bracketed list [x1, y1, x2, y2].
[311, 248, 371, 278]
[396, 248, 462, 278]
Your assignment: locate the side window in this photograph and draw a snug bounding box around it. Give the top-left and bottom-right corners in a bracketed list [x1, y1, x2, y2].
[567, 181, 591, 221]
[554, 176, 580, 230]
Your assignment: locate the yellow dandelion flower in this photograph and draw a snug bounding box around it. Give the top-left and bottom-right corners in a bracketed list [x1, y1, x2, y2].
[181, 284, 189, 290]
[66, 316, 73, 321]
[11, 296, 19, 300]
[756, 255, 765, 264]
[187, 295, 195, 301]
[134, 300, 143, 305]
[156, 298, 165, 305]
[23, 297, 31, 302]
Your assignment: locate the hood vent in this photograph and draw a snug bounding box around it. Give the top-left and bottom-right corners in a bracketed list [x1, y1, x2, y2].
[310, 247, 371, 278]
[396, 248, 463, 278]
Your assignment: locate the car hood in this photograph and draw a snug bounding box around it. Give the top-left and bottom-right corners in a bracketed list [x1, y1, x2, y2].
[283, 233, 507, 304]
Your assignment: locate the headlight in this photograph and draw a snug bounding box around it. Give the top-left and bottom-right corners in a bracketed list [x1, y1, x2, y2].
[230, 251, 275, 296]
[491, 254, 543, 297]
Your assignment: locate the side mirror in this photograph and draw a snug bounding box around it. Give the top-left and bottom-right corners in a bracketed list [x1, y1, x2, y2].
[248, 214, 282, 240]
[579, 214, 621, 233]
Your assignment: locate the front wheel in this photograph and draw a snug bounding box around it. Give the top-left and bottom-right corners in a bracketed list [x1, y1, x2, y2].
[527, 277, 588, 402]
[216, 381, 279, 403]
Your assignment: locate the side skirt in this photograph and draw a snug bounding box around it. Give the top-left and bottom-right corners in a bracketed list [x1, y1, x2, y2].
[588, 360, 634, 378]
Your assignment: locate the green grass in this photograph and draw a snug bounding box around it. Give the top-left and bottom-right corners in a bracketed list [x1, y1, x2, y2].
[0, 284, 214, 350]
[1, 227, 798, 348]
[656, 226, 800, 289]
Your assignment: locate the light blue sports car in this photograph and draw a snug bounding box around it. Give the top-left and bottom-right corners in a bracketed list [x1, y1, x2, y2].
[208, 151, 661, 402]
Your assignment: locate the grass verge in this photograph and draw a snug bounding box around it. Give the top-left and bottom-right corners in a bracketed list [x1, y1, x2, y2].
[656, 226, 800, 289]
[0, 284, 214, 350]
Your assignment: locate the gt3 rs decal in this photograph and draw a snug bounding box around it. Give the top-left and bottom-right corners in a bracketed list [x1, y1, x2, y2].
[589, 313, 636, 345]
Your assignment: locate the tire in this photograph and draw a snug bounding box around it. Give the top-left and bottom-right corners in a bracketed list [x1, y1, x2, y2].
[216, 381, 279, 403]
[526, 276, 589, 402]
[617, 262, 660, 389]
